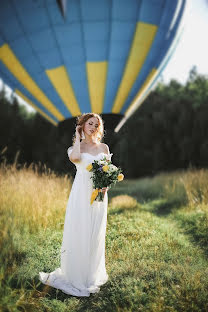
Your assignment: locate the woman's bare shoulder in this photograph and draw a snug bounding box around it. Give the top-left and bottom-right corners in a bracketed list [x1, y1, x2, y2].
[100, 143, 110, 154]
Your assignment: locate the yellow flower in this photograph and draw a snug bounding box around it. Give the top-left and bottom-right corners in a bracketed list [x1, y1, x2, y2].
[86, 163, 93, 171]
[117, 173, 124, 181]
[90, 189, 99, 204]
[102, 165, 109, 172]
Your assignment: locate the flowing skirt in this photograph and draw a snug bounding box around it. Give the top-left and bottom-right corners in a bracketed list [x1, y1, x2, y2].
[39, 170, 109, 296]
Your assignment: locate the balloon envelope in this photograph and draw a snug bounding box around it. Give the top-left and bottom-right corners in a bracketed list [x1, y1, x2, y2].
[0, 0, 187, 130]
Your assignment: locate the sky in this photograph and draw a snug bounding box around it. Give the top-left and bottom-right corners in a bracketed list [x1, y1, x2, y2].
[0, 0, 208, 113]
[161, 0, 208, 84]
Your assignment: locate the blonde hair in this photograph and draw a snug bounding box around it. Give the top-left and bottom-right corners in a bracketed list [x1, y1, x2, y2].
[72, 113, 105, 145]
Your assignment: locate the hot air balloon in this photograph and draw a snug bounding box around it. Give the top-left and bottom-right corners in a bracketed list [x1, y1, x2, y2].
[0, 0, 187, 132]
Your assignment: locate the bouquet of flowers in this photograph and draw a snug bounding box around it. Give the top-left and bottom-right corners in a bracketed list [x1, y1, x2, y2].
[86, 154, 124, 204]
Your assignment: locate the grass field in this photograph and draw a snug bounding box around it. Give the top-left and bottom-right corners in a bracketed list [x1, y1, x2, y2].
[0, 156, 208, 312]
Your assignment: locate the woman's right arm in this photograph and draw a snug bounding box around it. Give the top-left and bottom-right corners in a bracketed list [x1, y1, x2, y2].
[68, 126, 82, 163]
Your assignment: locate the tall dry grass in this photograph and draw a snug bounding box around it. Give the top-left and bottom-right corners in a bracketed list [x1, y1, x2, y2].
[180, 168, 208, 210]
[159, 168, 208, 212]
[0, 152, 74, 309]
[0, 151, 73, 236]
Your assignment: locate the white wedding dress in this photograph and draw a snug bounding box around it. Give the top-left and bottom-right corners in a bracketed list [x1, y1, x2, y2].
[39, 147, 113, 297]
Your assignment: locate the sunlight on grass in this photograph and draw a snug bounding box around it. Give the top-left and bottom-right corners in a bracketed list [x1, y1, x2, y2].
[0, 159, 73, 232]
[109, 195, 139, 210]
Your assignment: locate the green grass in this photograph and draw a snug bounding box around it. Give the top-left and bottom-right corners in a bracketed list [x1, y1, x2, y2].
[1, 161, 208, 312]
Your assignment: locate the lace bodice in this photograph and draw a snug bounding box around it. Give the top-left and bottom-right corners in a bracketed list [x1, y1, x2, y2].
[67, 147, 113, 173]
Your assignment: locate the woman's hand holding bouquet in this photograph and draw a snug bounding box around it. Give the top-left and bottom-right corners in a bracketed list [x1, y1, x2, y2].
[86, 154, 124, 205]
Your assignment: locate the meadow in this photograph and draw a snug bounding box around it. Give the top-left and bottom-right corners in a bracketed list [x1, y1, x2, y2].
[0, 154, 208, 312]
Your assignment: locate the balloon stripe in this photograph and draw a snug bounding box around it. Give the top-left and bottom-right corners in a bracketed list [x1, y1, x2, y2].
[125, 68, 158, 117]
[127, 29, 184, 119]
[112, 22, 158, 114]
[86, 61, 108, 114]
[0, 60, 59, 123]
[120, 0, 176, 114]
[15, 89, 58, 126]
[121, 0, 186, 117]
[0, 44, 64, 121]
[46, 65, 81, 116]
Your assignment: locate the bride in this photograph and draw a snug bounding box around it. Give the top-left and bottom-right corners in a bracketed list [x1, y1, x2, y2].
[39, 113, 113, 297]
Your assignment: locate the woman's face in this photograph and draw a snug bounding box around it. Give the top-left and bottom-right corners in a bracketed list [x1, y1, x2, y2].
[83, 117, 99, 137]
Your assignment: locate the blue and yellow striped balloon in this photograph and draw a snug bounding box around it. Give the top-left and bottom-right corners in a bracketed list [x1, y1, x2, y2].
[0, 0, 186, 130]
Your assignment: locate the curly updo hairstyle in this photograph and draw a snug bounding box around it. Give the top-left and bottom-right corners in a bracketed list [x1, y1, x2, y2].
[72, 113, 105, 145]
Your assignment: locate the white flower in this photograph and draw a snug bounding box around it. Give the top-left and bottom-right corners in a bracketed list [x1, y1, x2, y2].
[99, 160, 107, 165]
[109, 164, 118, 172]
